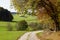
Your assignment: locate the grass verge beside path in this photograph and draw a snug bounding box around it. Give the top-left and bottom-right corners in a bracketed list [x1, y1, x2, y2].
[37, 32, 60, 40]
[0, 31, 26, 40]
[36, 32, 43, 40]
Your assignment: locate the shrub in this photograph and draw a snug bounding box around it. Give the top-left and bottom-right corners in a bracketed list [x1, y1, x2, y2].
[29, 22, 37, 27]
[7, 23, 13, 31]
[16, 20, 28, 31]
[36, 23, 43, 30]
[29, 22, 43, 30]
[28, 22, 38, 30]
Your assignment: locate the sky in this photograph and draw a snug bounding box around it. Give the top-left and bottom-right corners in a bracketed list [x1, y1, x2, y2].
[0, 0, 16, 12]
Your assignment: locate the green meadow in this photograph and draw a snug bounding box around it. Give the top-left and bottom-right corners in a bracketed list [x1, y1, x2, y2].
[0, 14, 37, 40]
[0, 31, 26, 40]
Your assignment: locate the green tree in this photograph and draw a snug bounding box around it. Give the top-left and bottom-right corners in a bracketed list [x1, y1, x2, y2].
[0, 7, 13, 21]
[11, 0, 39, 15]
[11, 0, 28, 14]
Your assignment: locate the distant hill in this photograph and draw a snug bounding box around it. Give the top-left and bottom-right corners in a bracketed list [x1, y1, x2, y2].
[11, 12, 17, 14]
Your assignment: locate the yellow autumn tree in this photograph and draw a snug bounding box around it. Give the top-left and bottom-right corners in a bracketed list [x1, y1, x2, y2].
[11, 0, 59, 31]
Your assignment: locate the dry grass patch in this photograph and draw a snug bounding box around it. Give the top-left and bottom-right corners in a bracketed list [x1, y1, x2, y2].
[37, 31, 60, 40]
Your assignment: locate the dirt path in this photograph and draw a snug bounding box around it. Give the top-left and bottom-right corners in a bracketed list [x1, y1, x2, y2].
[18, 31, 43, 40]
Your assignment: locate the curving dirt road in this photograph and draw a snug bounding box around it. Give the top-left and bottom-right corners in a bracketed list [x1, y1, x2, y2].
[18, 31, 43, 40]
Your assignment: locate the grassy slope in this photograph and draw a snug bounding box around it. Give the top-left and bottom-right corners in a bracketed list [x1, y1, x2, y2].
[13, 14, 37, 22]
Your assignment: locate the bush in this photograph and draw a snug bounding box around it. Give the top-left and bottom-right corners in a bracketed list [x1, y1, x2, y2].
[16, 20, 28, 31]
[36, 23, 43, 30]
[7, 23, 13, 31]
[0, 7, 13, 21]
[29, 22, 43, 30]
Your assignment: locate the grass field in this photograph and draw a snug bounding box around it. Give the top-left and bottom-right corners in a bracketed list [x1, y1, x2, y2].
[0, 14, 37, 40]
[0, 14, 37, 31]
[0, 31, 26, 40]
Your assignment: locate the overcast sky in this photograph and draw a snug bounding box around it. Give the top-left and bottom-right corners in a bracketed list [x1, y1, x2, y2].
[0, 0, 16, 12]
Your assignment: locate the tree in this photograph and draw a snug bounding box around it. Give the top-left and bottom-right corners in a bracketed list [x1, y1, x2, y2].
[11, 0, 28, 14]
[36, 0, 59, 31]
[11, 0, 59, 31]
[11, 0, 39, 15]
[0, 7, 13, 21]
